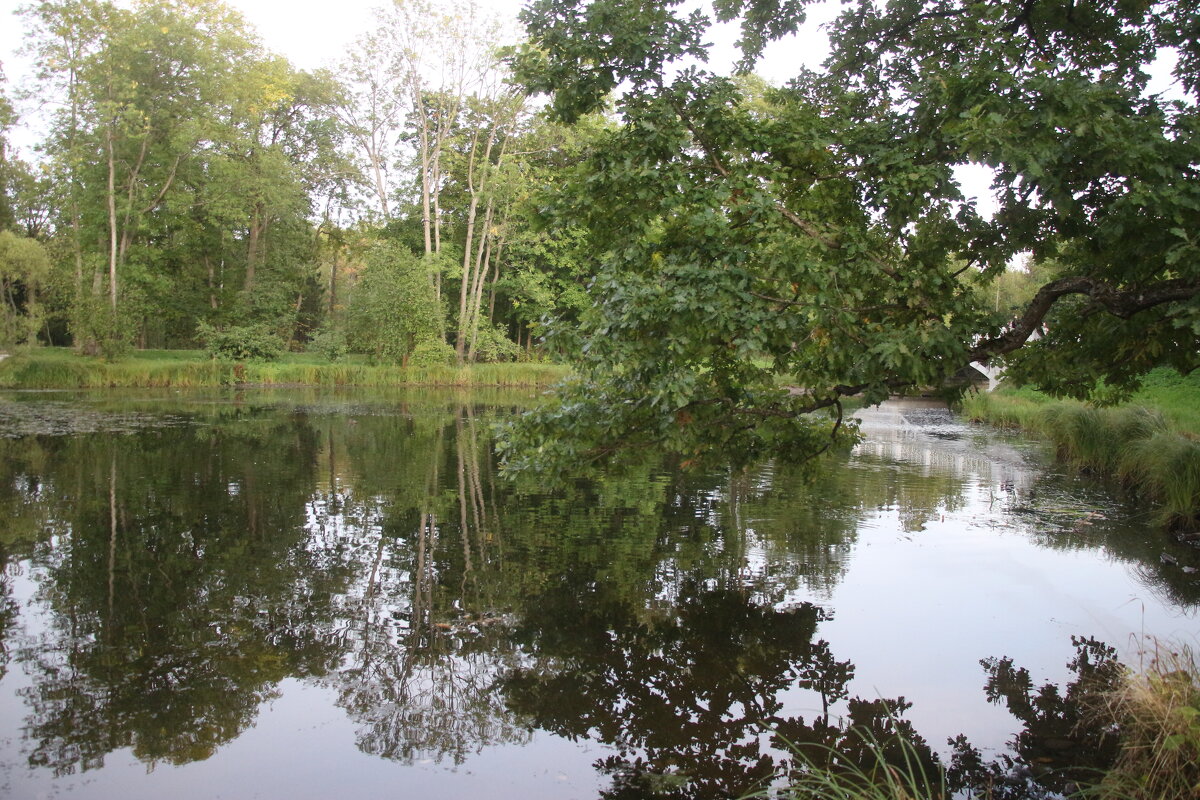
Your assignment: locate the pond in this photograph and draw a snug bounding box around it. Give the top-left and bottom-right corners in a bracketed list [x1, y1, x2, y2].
[0, 389, 1196, 799]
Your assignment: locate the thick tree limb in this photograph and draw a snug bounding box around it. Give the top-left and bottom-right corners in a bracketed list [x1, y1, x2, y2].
[785, 275, 1200, 416]
[968, 275, 1200, 363]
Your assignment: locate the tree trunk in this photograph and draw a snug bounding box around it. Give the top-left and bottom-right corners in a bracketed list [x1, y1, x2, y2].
[456, 127, 487, 363]
[466, 199, 495, 362]
[329, 250, 338, 316]
[487, 234, 504, 323]
[206, 254, 218, 310]
[105, 124, 119, 310]
[246, 206, 267, 291]
[418, 116, 433, 256]
[369, 134, 391, 218]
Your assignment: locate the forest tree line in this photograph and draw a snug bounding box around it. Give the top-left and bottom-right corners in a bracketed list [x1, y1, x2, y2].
[0, 0, 594, 365]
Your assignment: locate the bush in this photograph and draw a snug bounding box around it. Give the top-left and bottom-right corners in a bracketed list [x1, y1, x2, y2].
[408, 338, 456, 369]
[196, 321, 284, 362]
[346, 243, 444, 364]
[309, 326, 348, 363]
[470, 322, 521, 363]
[70, 296, 132, 361]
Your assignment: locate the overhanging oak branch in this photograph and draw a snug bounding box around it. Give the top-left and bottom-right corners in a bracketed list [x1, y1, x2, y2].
[967, 275, 1200, 364]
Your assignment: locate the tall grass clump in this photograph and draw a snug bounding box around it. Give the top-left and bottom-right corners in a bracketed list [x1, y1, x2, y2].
[1038, 404, 1199, 528]
[1090, 641, 1200, 800]
[1119, 433, 1200, 529]
[0, 352, 93, 387]
[754, 729, 947, 800]
[963, 388, 1200, 529]
[958, 389, 1049, 430]
[1042, 405, 1170, 476]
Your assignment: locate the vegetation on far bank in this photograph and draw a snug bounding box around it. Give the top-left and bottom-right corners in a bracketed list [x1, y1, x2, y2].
[960, 369, 1200, 530]
[0, 347, 570, 389]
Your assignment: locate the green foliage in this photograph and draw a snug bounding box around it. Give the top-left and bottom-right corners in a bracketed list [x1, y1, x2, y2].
[307, 324, 348, 363]
[195, 321, 285, 362]
[408, 338, 456, 369]
[470, 322, 521, 363]
[0, 231, 50, 345]
[70, 295, 132, 361]
[346, 241, 445, 365]
[0, 70, 19, 233]
[501, 0, 1200, 475]
[20, 0, 348, 351]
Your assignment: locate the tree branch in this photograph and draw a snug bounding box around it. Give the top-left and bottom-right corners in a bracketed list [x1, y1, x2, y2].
[968, 275, 1200, 363]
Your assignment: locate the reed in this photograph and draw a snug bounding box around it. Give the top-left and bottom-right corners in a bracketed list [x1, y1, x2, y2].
[1087, 640, 1200, 800]
[745, 729, 948, 800]
[0, 348, 570, 389]
[962, 383, 1200, 529]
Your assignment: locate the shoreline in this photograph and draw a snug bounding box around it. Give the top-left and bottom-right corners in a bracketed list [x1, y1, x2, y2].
[0, 348, 571, 390]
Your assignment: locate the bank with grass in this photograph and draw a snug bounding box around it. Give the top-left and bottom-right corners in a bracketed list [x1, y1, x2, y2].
[959, 369, 1200, 531]
[0, 347, 571, 390]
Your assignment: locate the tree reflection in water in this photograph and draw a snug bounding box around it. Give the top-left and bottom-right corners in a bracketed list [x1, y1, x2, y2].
[12, 411, 348, 774]
[501, 581, 940, 799]
[0, 393, 1180, 796]
[948, 637, 1124, 800]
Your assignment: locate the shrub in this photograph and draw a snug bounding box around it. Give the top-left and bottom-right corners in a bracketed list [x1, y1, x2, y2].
[196, 321, 284, 362]
[470, 322, 521, 363]
[309, 326, 348, 363]
[346, 243, 444, 364]
[408, 338, 456, 369]
[70, 296, 132, 361]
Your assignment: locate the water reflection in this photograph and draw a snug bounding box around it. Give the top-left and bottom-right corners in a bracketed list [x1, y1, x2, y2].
[948, 637, 1124, 799]
[502, 581, 938, 799]
[0, 391, 1193, 798]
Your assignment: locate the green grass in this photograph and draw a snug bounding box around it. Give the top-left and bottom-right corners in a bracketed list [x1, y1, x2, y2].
[1128, 368, 1200, 434]
[756, 729, 947, 800]
[0, 347, 570, 389]
[960, 369, 1200, 528]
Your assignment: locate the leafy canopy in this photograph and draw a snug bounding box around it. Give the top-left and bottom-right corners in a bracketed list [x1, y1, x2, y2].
[499, 0, 1200, 475]
[346, 243, 445, 365]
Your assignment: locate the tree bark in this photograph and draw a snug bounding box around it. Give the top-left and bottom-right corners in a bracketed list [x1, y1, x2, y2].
[105, 123, 119, 310]
[456, 125, 493, 362]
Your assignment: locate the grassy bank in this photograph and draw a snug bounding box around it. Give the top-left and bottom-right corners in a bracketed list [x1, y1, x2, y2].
[0, 347, 571, 389]
[960, 369, 1200, 529]
[1094, 641, 1200, 800]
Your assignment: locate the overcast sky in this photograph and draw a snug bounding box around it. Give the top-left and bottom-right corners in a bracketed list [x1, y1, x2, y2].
[196, 0, 838, 77]
[0, 0, 838, 104]
[4, 0, 1181, 218]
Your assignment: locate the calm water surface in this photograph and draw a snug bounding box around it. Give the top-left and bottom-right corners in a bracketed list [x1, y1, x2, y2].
[0, 389, 1196, 799]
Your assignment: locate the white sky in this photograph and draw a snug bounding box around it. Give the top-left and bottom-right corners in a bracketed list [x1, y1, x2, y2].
[0, 0, 1179, 215]
[0, 0, 836, 116]
[213, 0, 837, 78]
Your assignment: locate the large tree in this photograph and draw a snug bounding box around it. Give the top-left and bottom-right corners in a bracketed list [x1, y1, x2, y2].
[498, 0, 1200, 474]
[22, 0, 348, 349]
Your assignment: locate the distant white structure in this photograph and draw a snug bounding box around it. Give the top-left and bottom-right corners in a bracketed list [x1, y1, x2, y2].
[969, 361, 1004, 392]
[967, 326, 1043, 392]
